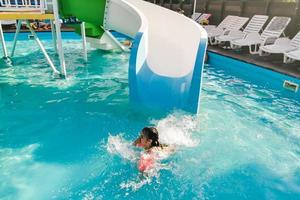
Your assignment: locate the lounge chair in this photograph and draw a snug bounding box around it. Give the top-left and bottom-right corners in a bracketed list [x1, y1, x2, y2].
[284, 49, 300, 63]
[207, 16, 249, 45]
[191, 12, 202, 22]
[0, 20, 17, 26]
[260, 31, 300, 56]
[215, 15, 269, 46]
[230, 16, 291, 54]
[0, 20, 17, 29]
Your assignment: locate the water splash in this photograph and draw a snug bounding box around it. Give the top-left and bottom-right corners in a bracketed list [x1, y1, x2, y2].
[153, 113, 200, 147]
[107, 134, 139, 162]
[107, 113, 202, 192]
[120, 177, 152, 191]
[106, 112, 201, 165]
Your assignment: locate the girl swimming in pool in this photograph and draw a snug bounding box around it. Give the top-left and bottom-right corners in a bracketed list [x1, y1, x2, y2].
[133, 127, 172, 171]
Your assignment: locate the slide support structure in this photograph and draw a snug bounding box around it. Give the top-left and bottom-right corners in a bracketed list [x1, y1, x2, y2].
[11, 20, 22, 58]
[53, 0, 66, 77]
[81, 22, 88, 62]
[0, 21, 8, 59]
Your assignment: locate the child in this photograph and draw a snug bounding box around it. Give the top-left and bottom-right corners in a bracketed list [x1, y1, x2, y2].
[122, 40, 132, 48]
[176, 8, 185, 15]
[133, 127, 170, 171]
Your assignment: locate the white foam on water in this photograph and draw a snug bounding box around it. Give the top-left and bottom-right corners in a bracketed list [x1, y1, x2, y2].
[119, 161, 172, 192]
[152, 113, 200, 147]
[107, 134, 140, 162]
[120, 177, 152, 191]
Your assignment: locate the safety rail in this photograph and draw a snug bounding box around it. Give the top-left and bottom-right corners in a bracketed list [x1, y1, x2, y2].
[0, 0, 49, 13]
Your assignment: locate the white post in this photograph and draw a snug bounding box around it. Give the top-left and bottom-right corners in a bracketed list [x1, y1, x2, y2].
[11, 20, 22, 57]
[40, 0, 45, 13]
[52, 0, 67, 77]
[0, 21, 9, 58]
[102, 27, 129, 52]
[81, 22, 88, 62]
[193, 0, 197, 16]
[50, 20, 57, 53]
[26, 20, 60, 74]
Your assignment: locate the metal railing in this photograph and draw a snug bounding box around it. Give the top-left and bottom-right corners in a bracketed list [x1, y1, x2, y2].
[0, 0, 49, 13]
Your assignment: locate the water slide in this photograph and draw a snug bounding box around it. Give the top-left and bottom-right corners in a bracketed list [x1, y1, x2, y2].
[58, 0, 208, 113]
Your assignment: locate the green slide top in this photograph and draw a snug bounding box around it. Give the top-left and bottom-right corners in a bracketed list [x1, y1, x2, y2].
[58, 0, 107, 37]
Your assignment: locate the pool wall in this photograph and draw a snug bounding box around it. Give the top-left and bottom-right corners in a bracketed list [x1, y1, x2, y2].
[3, 31, 81, 41]
[207, 52, 300, 100]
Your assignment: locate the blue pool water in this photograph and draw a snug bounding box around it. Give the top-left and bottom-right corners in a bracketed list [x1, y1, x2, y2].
[1, 32, 300, 200]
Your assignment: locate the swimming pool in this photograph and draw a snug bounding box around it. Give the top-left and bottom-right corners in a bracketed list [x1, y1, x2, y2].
[1, 32, 300, 200]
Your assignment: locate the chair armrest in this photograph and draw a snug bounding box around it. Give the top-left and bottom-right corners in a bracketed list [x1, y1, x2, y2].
[262, 36, 278, 46]
[285, 47, 298, 53]
[228, 30, 243, 35]
[244, 32, 260, 40]
[228, 30, 245, 37]
[223, 29, 231, 35]
[203, 25, 217, 31]
[274, 37, 291, 46]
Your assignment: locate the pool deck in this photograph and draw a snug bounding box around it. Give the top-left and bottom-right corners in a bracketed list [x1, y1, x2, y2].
[3, 27, 74, 33]
[208, 46, 300, 79]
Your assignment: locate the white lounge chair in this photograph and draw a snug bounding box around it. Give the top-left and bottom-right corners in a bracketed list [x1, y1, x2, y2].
[191, 12, 202, 22]
[0, 20, 17, 27]
[260, 31, 300, 57]
[215, 15, 269, 46]
[284, 49, 300, 63]
[230, 16, 291, 54]
[207, 16, 249, 45]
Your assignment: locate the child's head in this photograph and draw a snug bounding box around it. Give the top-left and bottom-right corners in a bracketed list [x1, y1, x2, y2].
[140, 127, 160, 149]
[122, 40, 132, 47]
[176, 8, 184, 15]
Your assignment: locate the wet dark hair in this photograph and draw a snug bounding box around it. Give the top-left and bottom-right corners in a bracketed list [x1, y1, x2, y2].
[141, 127, 160, 147]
